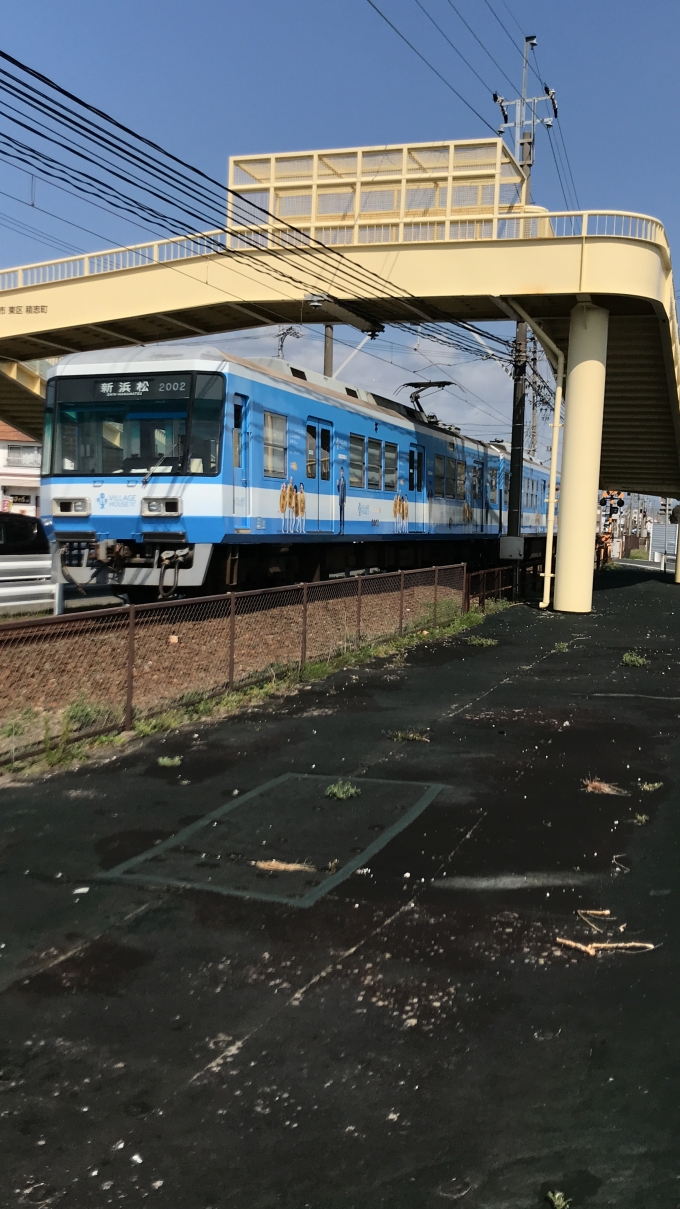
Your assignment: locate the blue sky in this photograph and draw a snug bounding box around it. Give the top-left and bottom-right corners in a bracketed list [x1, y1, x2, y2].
[1, 0, 676, 453]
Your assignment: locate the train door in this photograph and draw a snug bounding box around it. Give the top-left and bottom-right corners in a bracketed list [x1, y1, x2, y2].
[409, 443, 425, 532]
[232, 395, 249, 528]
[305, 419, 333, 533]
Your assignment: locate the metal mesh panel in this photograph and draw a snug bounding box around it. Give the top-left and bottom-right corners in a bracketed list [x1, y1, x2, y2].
[356, 573, 402, 644]
[401, 568, 436, 633]
[468, 566, 513, 609]
[233, 587, 304, 686]
[133, 596, 233, 715]
[434, 564, 466, 625]
[0, 609, 129, 758]
[305, 579, 359, 664]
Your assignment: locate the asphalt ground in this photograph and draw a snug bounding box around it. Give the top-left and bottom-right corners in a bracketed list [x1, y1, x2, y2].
[2, 565, 680, 1208]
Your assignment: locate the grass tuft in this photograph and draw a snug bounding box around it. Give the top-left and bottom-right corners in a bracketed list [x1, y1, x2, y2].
[466, 635, 498, 647]
[622, 650, 648, 667]
[325, 779, 360, 800]
[157, 755, 182, 767]
[641, 781, 662, 792]
[388, 729, 431, 743]
[553, 642, 569, 653]
[547, 1194, 571, 1209]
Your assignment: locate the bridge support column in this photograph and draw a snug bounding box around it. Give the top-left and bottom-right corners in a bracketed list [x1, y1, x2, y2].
[554, 304, 609, 613]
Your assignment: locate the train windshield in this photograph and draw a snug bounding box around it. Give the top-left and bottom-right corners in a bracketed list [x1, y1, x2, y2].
[50, 372, 223, 476]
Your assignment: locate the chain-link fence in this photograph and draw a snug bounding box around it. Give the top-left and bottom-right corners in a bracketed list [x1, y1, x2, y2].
[0, 561, 474, 762]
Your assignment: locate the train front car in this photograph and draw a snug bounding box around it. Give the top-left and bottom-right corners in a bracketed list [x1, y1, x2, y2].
[42, 347, 226, 599]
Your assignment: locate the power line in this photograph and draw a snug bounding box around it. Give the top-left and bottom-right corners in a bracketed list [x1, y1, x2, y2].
[497, 0, 525, 37]
[364, 0, 498, 133]
[411, 0, 496, 94]
[531, 45, 580, 207]
[443, 0, 520, 95]
[543, 126, 571, 209]
[0, 46, 518, 371]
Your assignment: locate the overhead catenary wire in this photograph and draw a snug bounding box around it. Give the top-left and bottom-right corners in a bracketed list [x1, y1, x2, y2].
[443, 0, 520, 95]
[363, 0, 498, 133]
[411, 0, 497, 95]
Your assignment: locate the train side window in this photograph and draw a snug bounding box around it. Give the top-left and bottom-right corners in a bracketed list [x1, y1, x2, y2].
[445, 457, 456, 498]
[417, 451, 424, 492]
[263, 412, 287, 477]
[384, 443, 397, 491]
[434, 455, 445, 497]
[306, 424, 317, 478]
[367, 438, 382, 490]
[489, 467, 498, 503]
[233, 398, 244, 468]
[349, 434, 365, 488]
[408, 450, 415, 492]
[320, 427, 331, 480]
[456, 460, 466, 498]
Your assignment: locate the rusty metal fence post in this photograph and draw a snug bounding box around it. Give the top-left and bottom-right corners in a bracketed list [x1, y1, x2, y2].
[228, 591, 235, 690]
[399, 570, 404, 635]
[433, 566, 439, 628]
[124, 604, 136, 730]
[356, 574, 362, 647]
[300, 582, 308, 672]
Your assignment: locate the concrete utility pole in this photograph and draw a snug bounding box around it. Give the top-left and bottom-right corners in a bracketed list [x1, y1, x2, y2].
[324, 324, 333, 377]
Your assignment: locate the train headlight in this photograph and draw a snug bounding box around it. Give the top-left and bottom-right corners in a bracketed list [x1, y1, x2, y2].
[141, 497, 182, 517]
[52, 498, 91, 516]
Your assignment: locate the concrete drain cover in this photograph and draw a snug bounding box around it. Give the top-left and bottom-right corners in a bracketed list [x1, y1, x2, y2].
[98, 773, 443, 907]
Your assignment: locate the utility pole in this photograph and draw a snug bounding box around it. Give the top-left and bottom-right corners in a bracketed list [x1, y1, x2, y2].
[508, 322, 527, 539]
[529, 334, 538, 457]
[324, 324, 333, 377]
[493, 35, 559, 586]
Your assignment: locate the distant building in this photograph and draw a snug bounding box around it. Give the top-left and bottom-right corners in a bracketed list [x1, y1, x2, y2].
[0, 422, 41, 516]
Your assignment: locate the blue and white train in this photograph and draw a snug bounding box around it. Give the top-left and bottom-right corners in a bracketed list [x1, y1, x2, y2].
[40, 345, 551, 597]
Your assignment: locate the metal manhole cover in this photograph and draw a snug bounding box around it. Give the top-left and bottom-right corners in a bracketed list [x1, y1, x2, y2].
[97, 773, 443, 907]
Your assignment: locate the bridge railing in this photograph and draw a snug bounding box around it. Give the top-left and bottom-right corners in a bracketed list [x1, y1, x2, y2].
[0, 209, 671, 293]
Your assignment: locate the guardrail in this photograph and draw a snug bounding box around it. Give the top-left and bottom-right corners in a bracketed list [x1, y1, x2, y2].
[0, 209, 670, 292]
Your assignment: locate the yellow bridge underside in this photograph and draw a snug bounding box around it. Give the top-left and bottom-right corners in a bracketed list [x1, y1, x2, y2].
[1, 219, 679, 494]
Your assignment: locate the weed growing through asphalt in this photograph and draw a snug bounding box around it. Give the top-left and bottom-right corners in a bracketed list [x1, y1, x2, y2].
[547, 1194, 571, 1209]
[641, 781, 662, 792]
[466, 635, 498, 647]
[388, 729, 431, 742]
[157, 755, 182, 768]
[553, 642, 569, 653]
[622, 650, 648, 667]
[632, 813, 649, 825]
[326, 780, 360, 800]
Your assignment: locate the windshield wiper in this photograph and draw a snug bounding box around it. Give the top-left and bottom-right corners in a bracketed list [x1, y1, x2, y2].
[141, 438, 183, 486]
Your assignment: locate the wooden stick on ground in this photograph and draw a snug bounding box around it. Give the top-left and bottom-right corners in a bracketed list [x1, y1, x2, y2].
[556, 937, 597, 956]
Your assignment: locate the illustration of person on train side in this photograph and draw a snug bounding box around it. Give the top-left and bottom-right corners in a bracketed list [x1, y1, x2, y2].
[279, 479, 288, 532]
[297, 483, 306, 533]
[286, 476, 295, 531]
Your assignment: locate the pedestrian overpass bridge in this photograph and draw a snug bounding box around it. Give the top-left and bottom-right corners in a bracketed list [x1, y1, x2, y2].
[0, 137, 677, 612]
